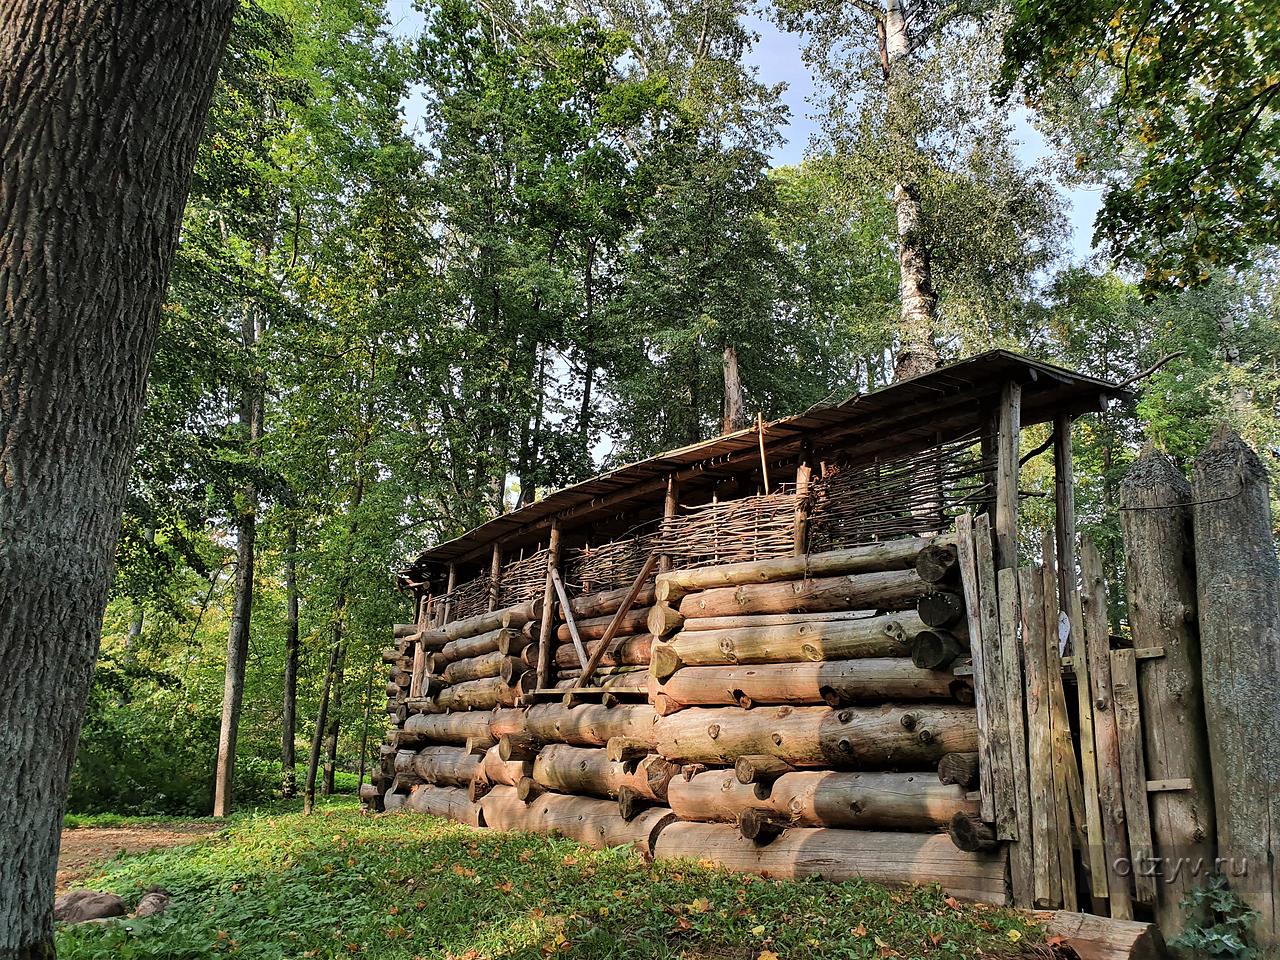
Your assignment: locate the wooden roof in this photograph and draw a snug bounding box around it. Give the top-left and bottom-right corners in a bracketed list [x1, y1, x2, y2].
[400, 350, 1127, 586]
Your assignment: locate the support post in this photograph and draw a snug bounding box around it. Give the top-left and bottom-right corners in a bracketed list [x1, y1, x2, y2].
[994, 381, 1021, 570]
[535, 522, 563, 690]
[442, 563, 458, 625]
[1052, 415, 1076, 611]
[659, 475, 678, 574]
[793, 443, 812, 556]
[487, 545, 502, 612]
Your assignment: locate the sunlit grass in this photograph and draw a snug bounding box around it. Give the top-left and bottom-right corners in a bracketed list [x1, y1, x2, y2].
[56, 797, 1037, 959]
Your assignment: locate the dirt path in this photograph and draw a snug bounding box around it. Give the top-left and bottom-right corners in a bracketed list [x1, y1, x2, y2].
[58, 823, 220, 892]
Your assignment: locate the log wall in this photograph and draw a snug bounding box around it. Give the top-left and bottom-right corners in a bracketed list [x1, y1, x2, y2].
[370, 534, 999, 899]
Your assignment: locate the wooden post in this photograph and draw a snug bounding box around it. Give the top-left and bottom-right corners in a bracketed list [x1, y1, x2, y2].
[442, 563, 458, 625]
[1110, 647, 1158, 905]
[1019, 563, 1060, 907]
[487, 545, 503, 612]
[994, 381, 1021, 570]
[1082, 539, 1134, 921]
[535, 522, 563, 690]
[1191, 427, 1280, 947]
[1119, 446, 1214, 936]
[659, 475, 678, 574]
[1053, 419, 1108, 907]
[793, 443, 812, 556]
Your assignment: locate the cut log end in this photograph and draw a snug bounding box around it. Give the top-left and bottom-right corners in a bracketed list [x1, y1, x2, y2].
[948, 812, 998, 852]
[618, 785, 647, 821]
[915, 544, 960, 585]
[738, 807, 789, 844]
[499, 733, 542, 763]
[937, 752, 980, 789]
[516, 776, 543, 803]
[912, 630, 963, 671]
[734, 755, 795, 785]
[607, 736, 653, 763]
[917, 591, 965, 629]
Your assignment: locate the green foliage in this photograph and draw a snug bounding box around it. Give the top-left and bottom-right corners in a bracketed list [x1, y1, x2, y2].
[56, 801, 1036, 959]
[1172, 874, 1261, 959]
[1001, 0, 1280, 290]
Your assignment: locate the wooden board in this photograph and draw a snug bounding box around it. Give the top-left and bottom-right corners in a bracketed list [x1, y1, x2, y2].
[1041, 534, 1079, 911]
[954, 514, 994, 822]
[1019, 564, 1060, 907]
[974, 515, 1017, 840]
[1110, 647, 1158, 905]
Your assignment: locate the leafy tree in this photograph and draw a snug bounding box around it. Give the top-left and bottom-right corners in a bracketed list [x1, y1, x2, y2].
[1001, 0, 1280, 290]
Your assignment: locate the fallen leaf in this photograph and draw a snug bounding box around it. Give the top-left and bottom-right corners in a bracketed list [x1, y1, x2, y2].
[943, 896, 961, 912]
[1006, 929, 1022, 943]
[751, 925, 766, 936]
[852, 924, 867, 937]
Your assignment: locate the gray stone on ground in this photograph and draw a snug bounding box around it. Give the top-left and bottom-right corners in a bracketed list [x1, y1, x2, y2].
[53, 890, 127, 923]
[134, 888, 171, 918]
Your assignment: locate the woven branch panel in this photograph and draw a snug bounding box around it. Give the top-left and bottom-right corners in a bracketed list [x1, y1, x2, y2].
[654, 492, 798, 569]
[808, 433, 989, 551]
[566, 533, 658, 593]
[498, 548, 550, 609]
[437, 574, 491, 623]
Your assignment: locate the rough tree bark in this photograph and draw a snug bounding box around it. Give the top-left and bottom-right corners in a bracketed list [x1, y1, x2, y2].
[1191, 427, 1280, 947]
[722, 343, 747, 434]
[213, 358, 259, 816]
[0, 1, 236, 955]
[281, 523, 300, 797]
[881, 0, 940, 381]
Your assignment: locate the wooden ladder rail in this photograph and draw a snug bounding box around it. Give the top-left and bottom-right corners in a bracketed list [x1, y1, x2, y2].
[574, 552, 659, 689]
[550, 567, 590, 670]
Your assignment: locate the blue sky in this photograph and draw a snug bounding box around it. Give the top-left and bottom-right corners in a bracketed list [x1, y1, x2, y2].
[385, 0, 1103, 261]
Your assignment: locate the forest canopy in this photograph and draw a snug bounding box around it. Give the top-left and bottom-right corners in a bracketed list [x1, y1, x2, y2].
[80, 0, 1280, 816]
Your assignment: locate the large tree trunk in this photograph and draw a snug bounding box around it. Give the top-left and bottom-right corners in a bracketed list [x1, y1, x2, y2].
[882, 0, 939, 382]
[213, 305, 262, 818]
[1191, 428, 1280, 947]
[0, 1, 236, 954]
[281, 524, 300, 797]
[722, 343, 748, 433]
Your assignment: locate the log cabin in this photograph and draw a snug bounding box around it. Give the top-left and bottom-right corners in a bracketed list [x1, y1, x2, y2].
[368, 350, 1198, 957]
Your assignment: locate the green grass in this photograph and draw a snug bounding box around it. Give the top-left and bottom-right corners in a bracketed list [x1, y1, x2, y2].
[56, 798, 1038, 960]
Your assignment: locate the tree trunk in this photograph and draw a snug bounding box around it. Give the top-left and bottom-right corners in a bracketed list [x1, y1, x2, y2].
[1119, 448, 1214, 936]
[0, 1, 235, 952]
[213, 308, 261, 818]
[1191, 427, 1280, 946]
[281, 524, 300, 797]
[722, 343, 747, 433]
[356, 650, 373, 789]
[882, 0, 939, 382]
[322, 642, 345, 796]
[303, 636, 342, 814]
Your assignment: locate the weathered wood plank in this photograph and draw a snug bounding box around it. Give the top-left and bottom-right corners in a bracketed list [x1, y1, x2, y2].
[954, 513, 994, 823]
[1018, 564, 1060, 907]
[997, 566, 1035, 907]
[974, 515, 1017, 841]
[1110, 648, 1158, 905]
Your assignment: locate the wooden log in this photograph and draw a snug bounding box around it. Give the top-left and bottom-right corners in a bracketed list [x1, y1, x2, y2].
[531, 745, 677, 802]
[680, 610, 887, 632]
[607, 737, 653, 763]
[555, 672, 648, 693]
[433, 676, 518, 712]
[381, 647, 401, 664]
[668, 769, 771, 822]
[393, 623, 417, 639]
[402, 711, 494, 745]
[654, 704, 978, 768]
[479, 744, 533, 788]
[440, 650, 509, 685]
[937, 752, 980, 789]
[516, 776, 544, 802]
[535, 524, 562, 690]
[910, 630, 964, 670]
[647, 603, 684, 638]
[948, 812, 998, 852]
[1121, 448, 1215, 934]
[555, 634, 653, 669]
[993, 380, 1020, 570]
[915, 544, 960, 585]
[359, 782, 380, 802]
[556, 606, 650, 642]
[650, 611, 921, 681]
[490, 707, 527, 738]
[397, 784, 484, 826]
[1110, 648, 1158, 906]
[417, 599, 538, 647]
[499, 656, 527, 685]
[1039, 911, 1167, 960]
[1041, 533, 1081, 911]
[653, 823, 1008, 904]
[1081, 540, 1133, 920]
[499, 732, 543, 762]
[434, 628, 512, 667]
[497, 630, 531, 657]
[654, 535, 956, 601]
[479, 786, 674, 854]
[383, 788, 406, 811]
[997, 566, 1036, 908]
[1019, 564, 1061, 909]
[676, 569, 930, 619]
[617, 785, 647, 821]
[917, 590, 965, 629]
[653, 659, 958, 715]
[524, 703, 658, 748]
[738, 807, 788, 843]
[767, 770, 976, 831]
[398, 746, 484, 788]
[568, 581, 657, 621]
[734, 755, 795, 785]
